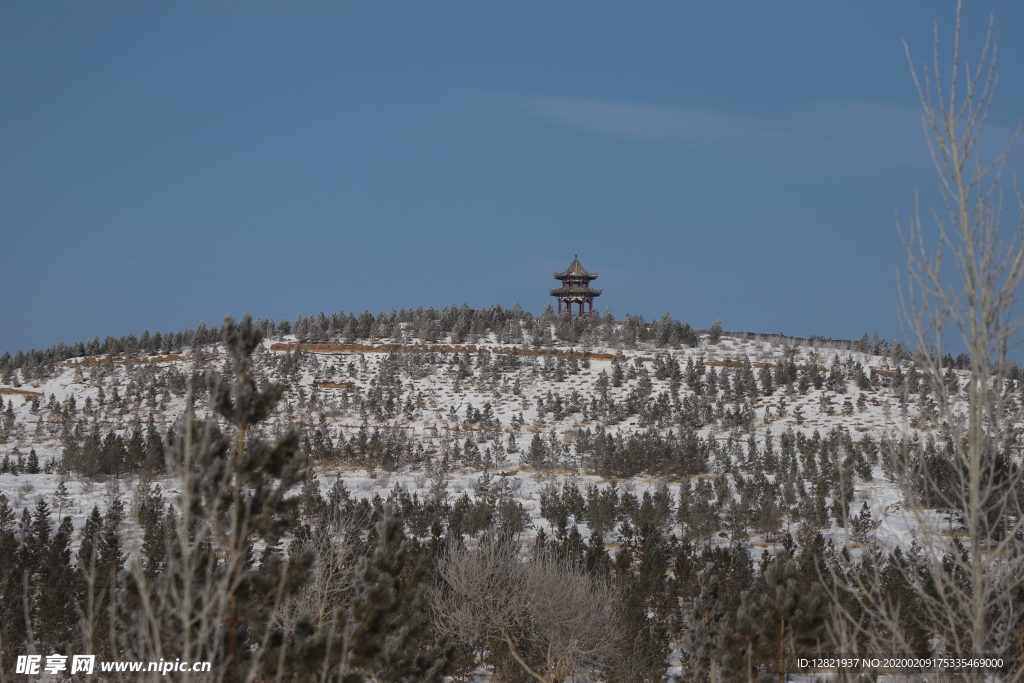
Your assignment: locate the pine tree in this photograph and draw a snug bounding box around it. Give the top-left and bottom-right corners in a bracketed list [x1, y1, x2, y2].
[117, 316, 315, 681]
[145, 414, 165, 473]
[0, 494, 28, 673]
[26, 448, 40, 474]
[851, 501, 875, 543]
[338, 507, 454, 683]
[676, 480, 691, 531]
[759, 364, 774, 396]
[527, 433, 548, 470]
[137, 483, 166, 578]
[35, 514, 78, 650]
[687, 479, 720, 544]
[708, 320, 723, 345]
[77, 496, 127, 660]
[584, 531, 612, 578]
[680, 563, 726, 683]
[725, 555, 828, 683]
[77, 506, 103, 571]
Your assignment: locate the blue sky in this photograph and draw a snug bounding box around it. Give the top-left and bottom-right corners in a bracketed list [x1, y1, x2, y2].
[2, 2, 1022, 354]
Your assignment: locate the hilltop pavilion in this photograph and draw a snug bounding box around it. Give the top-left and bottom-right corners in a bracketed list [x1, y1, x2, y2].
[550, 254, 601, 316]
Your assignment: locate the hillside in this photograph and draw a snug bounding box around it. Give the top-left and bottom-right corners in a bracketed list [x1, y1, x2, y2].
[5, 308, 1018, 680]
[0, 309, 974, 554]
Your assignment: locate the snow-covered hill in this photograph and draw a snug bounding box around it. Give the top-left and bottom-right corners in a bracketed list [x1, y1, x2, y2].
[0, 320, 977, 558]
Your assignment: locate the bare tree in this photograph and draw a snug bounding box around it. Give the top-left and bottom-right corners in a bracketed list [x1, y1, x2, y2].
[267, 501, 373, 639]
[434, 534, 620, 683]
[832, 2, 1024, 679]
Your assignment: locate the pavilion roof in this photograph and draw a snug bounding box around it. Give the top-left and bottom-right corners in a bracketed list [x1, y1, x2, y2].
[553, 254, 598, 280]
[549, 285, 602, 297]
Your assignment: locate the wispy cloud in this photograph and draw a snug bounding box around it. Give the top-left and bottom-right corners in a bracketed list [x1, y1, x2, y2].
[494, 93, 813, 148]
[486, 93, 1021, 169]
